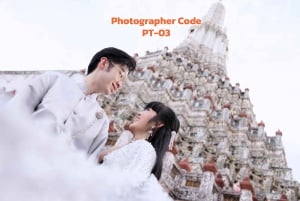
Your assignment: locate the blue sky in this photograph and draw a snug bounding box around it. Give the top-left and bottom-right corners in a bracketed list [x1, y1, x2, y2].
[0, 0, 300, 181]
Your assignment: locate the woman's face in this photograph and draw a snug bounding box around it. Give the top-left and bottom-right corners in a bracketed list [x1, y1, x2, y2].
[129, 108, 157, 132]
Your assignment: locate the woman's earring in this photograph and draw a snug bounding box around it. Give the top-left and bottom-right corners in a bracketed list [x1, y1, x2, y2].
[147, 126, 155, 138]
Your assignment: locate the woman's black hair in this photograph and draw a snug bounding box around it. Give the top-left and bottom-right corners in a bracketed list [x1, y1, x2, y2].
[145, 101, 180, 180]
[87, 47, 136, 74]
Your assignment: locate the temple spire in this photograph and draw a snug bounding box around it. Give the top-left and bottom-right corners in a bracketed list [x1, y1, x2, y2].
[177, 0, 228, 75]
[202, 1, 225, 27]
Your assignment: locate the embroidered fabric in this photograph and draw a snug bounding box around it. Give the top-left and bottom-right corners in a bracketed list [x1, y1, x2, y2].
[114, 130, 134, 146]
[96, 137, 173, 201]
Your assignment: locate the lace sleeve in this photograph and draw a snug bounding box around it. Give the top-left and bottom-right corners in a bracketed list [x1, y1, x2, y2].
[126, 141, 156, 176]
[103, 140, 156, 178]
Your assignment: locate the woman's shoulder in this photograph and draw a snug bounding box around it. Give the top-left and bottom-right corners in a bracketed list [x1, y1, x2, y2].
[131, 139, 151, 146]
[130, 140, 155, 155]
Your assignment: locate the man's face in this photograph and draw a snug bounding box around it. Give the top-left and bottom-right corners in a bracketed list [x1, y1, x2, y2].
[95, 58, 129, 95]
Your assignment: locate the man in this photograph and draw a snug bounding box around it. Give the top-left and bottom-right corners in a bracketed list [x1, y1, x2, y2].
[7, 47, 136, 160]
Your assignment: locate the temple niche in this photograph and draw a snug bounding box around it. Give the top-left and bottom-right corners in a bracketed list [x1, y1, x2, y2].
[1, 1, 299, 201]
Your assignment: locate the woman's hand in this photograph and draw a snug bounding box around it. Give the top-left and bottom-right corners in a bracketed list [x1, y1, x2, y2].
[98, 145, 122, 163]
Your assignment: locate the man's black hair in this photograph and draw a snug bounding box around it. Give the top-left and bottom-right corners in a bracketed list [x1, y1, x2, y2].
[87, 47, 136, 74]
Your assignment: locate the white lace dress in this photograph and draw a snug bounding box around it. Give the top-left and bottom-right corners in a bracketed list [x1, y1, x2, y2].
[97, 139, 173, 201]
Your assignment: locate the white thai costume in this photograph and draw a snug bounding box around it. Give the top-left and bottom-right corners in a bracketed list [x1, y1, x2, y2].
[6, 72, 109, 160]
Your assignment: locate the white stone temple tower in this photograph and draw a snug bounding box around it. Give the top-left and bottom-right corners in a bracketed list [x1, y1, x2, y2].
[99, 1, 299, 200]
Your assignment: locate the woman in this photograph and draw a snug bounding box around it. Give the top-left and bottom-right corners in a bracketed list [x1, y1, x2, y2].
[97, 101, 180, 201]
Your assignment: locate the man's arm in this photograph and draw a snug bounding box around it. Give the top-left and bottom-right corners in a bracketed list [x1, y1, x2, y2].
[87, 117, 110, 161]
[7, 72, 59, 114]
